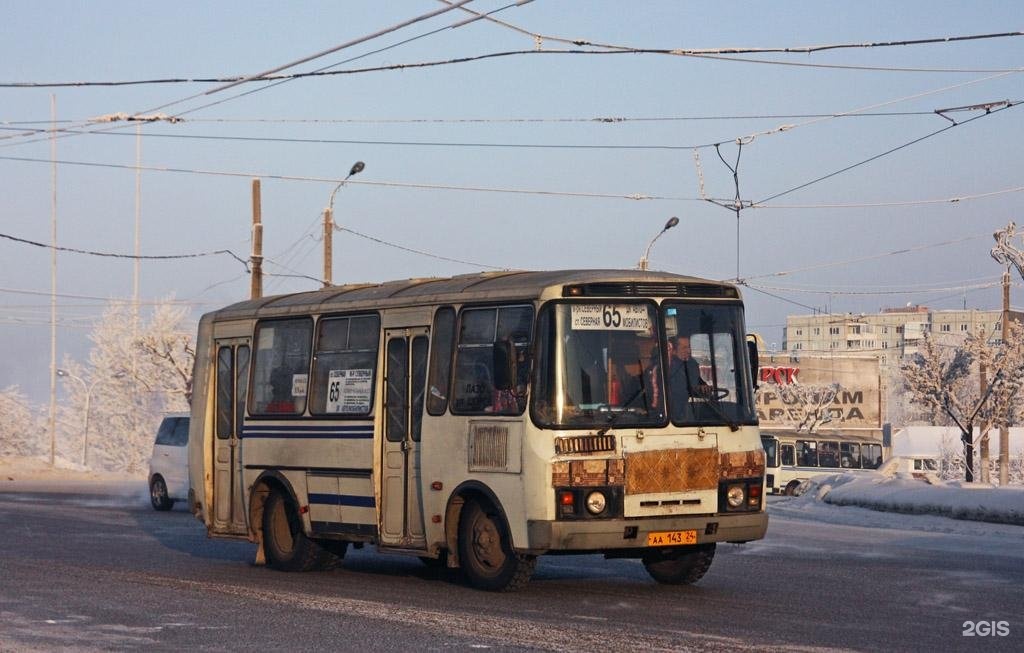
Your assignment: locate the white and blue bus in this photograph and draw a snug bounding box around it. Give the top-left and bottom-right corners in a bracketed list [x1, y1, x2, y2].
[760, 431, 884, 495]
[188, 270, 767, 590]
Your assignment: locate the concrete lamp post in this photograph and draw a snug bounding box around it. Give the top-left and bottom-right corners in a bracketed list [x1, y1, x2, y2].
[57, 369, 125, 468]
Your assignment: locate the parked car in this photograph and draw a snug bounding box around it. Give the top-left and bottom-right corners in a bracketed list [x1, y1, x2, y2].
[148, 413, 190, 511]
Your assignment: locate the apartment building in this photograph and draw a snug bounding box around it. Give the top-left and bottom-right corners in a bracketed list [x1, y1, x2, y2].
[782, 306, 1024, 367]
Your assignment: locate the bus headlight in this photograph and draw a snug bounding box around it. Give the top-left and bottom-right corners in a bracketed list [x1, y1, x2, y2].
[585, 491, 607, 514]
[726, 484, 746, 508]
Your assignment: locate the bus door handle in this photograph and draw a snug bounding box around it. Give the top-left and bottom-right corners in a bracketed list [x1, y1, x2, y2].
[401, 440, 412, 452]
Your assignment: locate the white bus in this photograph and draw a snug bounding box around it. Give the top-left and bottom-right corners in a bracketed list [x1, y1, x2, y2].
[188, 270, 767, 591]
[760, 431, 884, 495]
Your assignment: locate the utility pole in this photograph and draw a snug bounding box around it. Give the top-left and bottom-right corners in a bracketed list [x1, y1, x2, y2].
[48, 94, 57, 467]
[1000, 269, 1010, 485]
[990, 222, 1024, 485]
[323, 206, 333, 287]
[251, 179, 263, 300]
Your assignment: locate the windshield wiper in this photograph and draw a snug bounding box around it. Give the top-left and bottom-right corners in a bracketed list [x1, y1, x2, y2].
[698, 387, 740, 432]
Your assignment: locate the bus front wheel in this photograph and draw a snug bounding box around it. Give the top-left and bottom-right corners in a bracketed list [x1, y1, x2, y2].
[642, 543, 716, 585]
[263, 489, 332, 572]
[457, 498, 536, 592]
[784, 480, 803, 496]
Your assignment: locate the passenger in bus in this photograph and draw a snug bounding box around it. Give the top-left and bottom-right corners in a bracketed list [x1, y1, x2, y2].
[265, 372, 295, 413]
[668, 335, 709, 421]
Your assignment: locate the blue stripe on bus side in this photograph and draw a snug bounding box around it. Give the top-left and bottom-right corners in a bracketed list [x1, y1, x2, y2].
[241, 425, 373, 439]
[308, 493, 376, 508]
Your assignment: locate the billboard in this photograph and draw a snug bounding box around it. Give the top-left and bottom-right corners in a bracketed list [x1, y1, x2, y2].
[756, 355, 882, 431]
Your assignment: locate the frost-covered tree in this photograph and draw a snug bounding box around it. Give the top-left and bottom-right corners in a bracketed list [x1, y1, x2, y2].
[133, 302, 196, 404]
[59, 300, 194, 473]
[901, 324, 1024, 482]
[0, 386, 44, 458]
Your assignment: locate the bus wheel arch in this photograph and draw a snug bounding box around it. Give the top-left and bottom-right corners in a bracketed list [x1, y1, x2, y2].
[784, 479, 804, 496]
[445, 482, 536, 592]
[442, 482, 509, 569]
[249, 471, 298, 565]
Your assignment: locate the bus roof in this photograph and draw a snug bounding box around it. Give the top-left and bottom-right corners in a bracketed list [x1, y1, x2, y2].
[202, 269, 741, 322]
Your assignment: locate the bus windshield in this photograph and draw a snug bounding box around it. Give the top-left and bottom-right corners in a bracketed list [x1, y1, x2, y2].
[532, 301, 756, 429]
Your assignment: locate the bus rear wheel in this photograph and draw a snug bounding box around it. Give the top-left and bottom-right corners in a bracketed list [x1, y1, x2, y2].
[458, 498, 535, 592]
[642, 543, 716, 585]
[263, 489, 333, 572]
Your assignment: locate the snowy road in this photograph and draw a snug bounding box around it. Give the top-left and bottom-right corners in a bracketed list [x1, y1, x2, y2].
[0, 489, 1020, 652]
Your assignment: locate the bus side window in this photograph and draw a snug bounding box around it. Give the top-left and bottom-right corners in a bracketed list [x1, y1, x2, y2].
[780, 444, 795, 466]
[862, 444, 882, 469]
[840, 443, 860, 468]
[426, 307, 455, 415]
[797, 440, 818, 467]
[819, 441, 839, 468]
[250, 318, 312, 416]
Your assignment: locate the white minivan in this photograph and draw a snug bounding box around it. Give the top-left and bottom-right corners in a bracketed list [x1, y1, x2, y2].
[148, 413, 190, 511]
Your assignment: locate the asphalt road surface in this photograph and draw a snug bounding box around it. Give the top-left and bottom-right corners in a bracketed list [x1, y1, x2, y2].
[0, 488, 1020, 652]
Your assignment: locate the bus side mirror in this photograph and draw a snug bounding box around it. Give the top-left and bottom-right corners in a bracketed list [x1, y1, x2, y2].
[493, 340, 517, 391]
[746, 337, 759, 390]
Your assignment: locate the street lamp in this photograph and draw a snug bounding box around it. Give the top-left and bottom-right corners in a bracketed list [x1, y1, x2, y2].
[57, 369, 125, 468]
[638, 216, 679, 271]
[323, 161, 366, 287]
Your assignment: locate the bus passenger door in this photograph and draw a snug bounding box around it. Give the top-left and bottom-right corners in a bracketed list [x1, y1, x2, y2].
[213, 340, 250, 536]
[380, 327, 429, 548]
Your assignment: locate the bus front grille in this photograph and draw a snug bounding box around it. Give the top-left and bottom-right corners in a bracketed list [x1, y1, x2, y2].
[624, 448, 718, 495]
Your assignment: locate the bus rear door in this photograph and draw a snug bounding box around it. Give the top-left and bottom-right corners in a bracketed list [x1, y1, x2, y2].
[212, 338, 250, 535]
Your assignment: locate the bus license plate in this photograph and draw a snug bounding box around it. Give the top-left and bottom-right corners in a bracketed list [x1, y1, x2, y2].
[647, 530, 698, 547]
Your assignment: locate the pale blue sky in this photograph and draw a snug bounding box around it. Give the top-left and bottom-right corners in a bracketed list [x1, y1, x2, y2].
[2, 1, 1022, 400]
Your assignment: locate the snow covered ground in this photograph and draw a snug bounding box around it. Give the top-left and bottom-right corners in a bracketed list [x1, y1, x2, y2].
[2, 455, 1022, 532]
[0, 455, 146, 499]
[781, 470, 1024, 529]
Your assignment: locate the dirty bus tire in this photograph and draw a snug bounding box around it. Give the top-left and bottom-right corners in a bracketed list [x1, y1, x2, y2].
[458, 499, 536, 592]
[149, 476, 174, 511]
[263, 489, 330, 572]
[642, 543, 716, 585]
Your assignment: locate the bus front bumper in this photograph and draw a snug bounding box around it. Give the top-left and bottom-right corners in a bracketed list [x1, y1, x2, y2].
[525, 511, 767, 553]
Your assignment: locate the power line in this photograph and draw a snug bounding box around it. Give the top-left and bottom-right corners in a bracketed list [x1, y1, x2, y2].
[337, 225, 506, 270]
[737, 282, 823, 313]
[747, 280, 1002, 296]
[756, 101, 1019, 204]
[756, 184, 1024, 209]
[52, 127, 729, 152]
[0, 109, 992, 128]
[742, 233, 991, 281]
[0, 286, 213, 305]
[446, 2, 1024, 58]
[0, 231, 250, 269]
[0, 2, 509, 153]
[173, 2, 527, 120]
[4, 38, 1022, 91]
[180, 110, 954, 124]
[0, 154, 702, 201]
[146, 0, 480, 116]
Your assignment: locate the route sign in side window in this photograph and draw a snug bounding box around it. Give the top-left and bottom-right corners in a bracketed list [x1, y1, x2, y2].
[310, 315, 380, 416]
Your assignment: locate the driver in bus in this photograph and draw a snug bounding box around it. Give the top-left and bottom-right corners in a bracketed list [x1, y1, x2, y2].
[668, 334, 709, 421]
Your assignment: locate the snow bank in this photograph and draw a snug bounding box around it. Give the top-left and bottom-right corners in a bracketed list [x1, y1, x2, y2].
[802, 471, 1024, 526]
